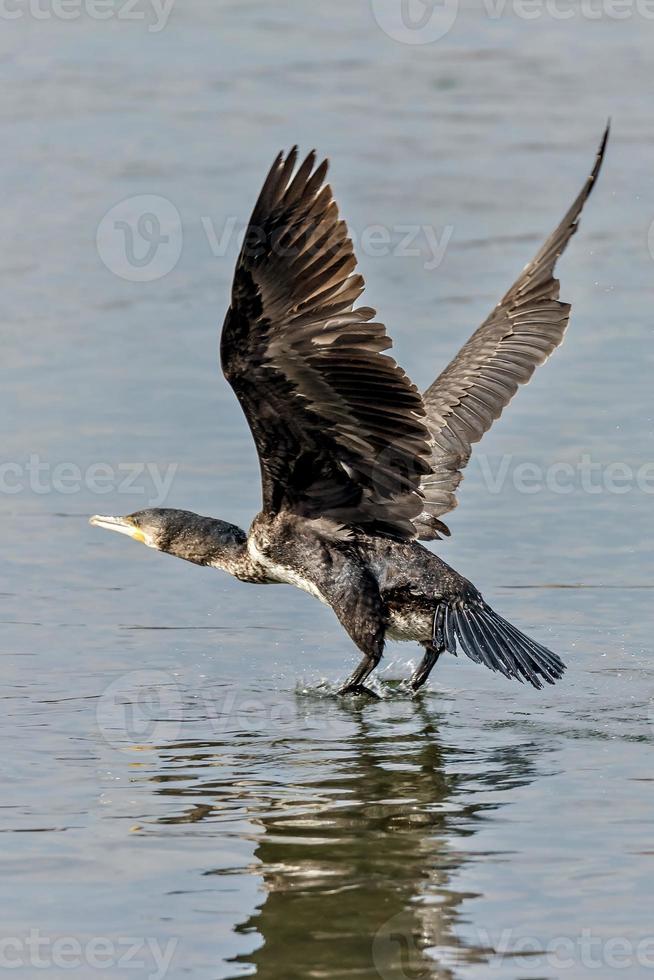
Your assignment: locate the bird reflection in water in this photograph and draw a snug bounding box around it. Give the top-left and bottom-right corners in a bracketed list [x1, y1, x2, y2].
[145, 693, 542, 979]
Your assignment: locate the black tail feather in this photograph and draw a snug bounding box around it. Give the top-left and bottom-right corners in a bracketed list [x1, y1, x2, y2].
[498, 614, 565, 681]
[469, 608, 519, 680]
[440, 600, 566, 690]
[454, 607, 501, 675]
[478, 607, 536, 680]
[443, 604, 457, 654]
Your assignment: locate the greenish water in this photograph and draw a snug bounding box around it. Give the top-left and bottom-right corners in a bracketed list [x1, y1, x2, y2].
[2, 2, 654, 977]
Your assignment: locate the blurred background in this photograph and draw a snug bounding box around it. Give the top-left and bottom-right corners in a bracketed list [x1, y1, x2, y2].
[2, 2, 653, 978]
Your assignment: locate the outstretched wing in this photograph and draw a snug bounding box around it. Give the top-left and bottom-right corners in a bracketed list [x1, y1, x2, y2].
[221, 148, 433, 540]
[415, 125, 609, 539]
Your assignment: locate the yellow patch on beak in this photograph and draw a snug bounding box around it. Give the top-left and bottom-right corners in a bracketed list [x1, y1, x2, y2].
[90, 515, 147, 544]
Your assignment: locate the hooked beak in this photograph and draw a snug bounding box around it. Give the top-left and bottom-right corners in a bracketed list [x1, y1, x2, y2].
[89, 515, 145, 543]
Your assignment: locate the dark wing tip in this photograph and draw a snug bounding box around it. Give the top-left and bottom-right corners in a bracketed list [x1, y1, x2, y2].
[567, 122, 610, 232]
[283, 146, 328, 186]
[551, 123, 609, 254]
[256, 146, 330, 218]
[587, 121, 610, 192]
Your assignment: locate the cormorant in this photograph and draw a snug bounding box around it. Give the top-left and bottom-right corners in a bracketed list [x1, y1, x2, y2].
[91, 127, 608, 697]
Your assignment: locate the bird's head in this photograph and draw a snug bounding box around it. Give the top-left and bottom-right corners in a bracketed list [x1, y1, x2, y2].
[89, 508, 247, 568]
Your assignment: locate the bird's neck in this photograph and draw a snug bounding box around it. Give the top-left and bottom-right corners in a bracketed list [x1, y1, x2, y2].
[206, 538, 271, 583]
[157, 512, 268, 583]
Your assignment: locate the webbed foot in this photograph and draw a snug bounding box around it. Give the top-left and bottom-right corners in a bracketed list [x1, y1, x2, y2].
[337, 682, 381, 700]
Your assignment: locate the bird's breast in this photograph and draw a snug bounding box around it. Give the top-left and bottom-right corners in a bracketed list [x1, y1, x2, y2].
[383, 585, 436, 642]
[246, 535, 329, 604]
[386, 607, 434, 642]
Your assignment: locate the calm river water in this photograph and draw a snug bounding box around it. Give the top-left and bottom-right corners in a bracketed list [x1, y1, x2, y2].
[2, 2, 654, 977]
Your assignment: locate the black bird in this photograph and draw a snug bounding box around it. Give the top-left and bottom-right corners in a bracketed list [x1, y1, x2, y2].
[91, 128, 608, 697]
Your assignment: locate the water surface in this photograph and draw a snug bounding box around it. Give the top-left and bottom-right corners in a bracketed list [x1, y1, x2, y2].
[2, 3, 654, 977]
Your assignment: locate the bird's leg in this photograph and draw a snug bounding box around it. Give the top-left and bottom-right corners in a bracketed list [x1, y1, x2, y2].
[324, 562, 385, 699]
[411, 605, 446, 692]
[410, 643, 443, 692]
[338, 653, 382, 699]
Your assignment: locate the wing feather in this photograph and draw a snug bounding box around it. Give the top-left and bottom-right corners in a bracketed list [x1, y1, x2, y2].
[415, 125, 609, 539]
[221, 149, 433, 539]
